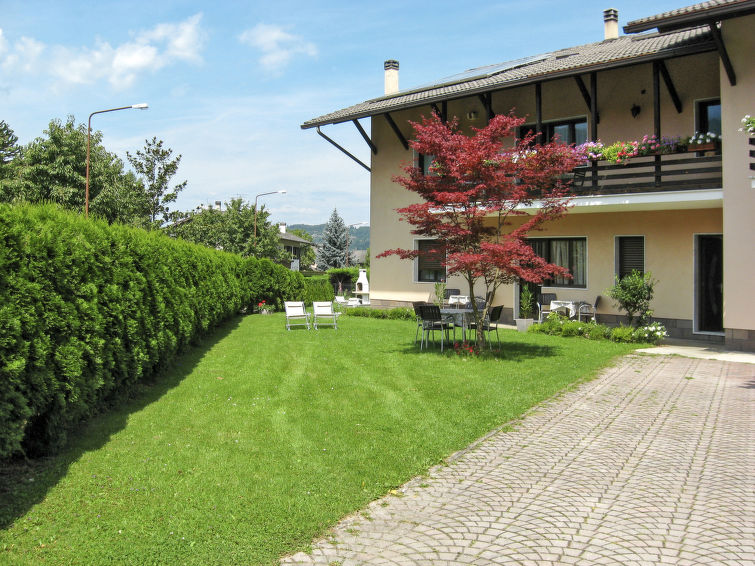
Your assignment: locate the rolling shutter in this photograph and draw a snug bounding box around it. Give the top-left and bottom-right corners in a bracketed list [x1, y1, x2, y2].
[618, 237, 644, 278]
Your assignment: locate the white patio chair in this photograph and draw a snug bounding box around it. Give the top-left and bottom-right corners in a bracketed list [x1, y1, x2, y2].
[578, 296, 601, 322]
[312, 301, 338, 330]
[284, 301, 310, 330]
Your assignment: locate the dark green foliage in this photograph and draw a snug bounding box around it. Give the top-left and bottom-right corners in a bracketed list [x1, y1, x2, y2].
[0, 204, 247, 458]
[303, 276, 335, 304]
[345, 307, 414, 321]
[316, 209, 353, 269]
[607, 269, 657, 326]
[242, 257, 306, 312]
[327, 267, 367, 293]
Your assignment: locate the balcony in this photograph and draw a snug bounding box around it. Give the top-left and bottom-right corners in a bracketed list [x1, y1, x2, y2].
[571, 153, 722, 196]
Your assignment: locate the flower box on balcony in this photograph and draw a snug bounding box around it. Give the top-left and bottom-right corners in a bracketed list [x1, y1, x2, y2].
[684, 142, 719, 152]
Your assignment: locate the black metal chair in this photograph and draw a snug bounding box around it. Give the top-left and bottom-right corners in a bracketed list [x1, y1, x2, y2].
[537, 293, 557, 322]
[467, 305, 503, 346]
[578, 296, 601, 322]
[412, 301, 428, 344]
[419, 304, 454, 351]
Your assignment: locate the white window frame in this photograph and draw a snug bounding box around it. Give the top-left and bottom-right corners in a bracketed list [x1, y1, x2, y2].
[413, 238, 446, 284]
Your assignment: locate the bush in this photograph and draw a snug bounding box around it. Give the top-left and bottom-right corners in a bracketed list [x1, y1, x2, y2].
[0, 204, 249, 458]
[243, 257, 306, 312]
[529, 312, 663, 344]
[303, 276, 335, 304]
[344, 307, 413, 321]
[607, 270, 657, 326]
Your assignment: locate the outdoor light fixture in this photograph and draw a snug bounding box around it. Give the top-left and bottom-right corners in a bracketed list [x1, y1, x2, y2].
[85, 103, 149, 217]
[631, 104, 641, 118]
[253, 190, 287, 243]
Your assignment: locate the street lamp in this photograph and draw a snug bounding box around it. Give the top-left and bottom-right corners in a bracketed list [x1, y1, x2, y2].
[253, 190, 287, 244]
[85, 103, 148, 217]
[345, 221, 368, 267]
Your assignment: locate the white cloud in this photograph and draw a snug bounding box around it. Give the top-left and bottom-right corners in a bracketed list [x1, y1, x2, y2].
[0, 14, 206, 90]
[238, 23, 317, 73]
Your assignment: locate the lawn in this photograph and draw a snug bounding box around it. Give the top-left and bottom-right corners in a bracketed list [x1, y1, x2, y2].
[0, 314, 639, 565]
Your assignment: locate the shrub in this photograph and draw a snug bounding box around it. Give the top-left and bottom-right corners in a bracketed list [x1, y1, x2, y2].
[303, 276, 335, 304]
[518, 285, 535, 319]
[344, 307, 413, 321]
[243, 257, 306, 312]
[607, 270, 657, 326]
[610, 326, 636, 343]
[0, 204, 248, 458]
[633, 322, 668, 345]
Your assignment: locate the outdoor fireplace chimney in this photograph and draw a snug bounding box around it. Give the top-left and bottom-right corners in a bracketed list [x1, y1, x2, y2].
[603, 8, 619, 40]
[384, 60, 399, 95]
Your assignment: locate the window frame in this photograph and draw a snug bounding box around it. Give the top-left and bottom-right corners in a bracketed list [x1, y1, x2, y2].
[528, 236, 588, 289]
[695, 98, 721, 136]
[414, 238, 446, 283]
[519, 116, 588, 146]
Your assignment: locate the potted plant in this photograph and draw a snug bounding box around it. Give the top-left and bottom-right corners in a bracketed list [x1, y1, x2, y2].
[515, 285, 535, 332]
[682, 131, 721, 153]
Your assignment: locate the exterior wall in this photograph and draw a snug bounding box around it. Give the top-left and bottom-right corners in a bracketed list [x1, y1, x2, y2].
[366, 47, 744, 345]
[721, 14, 755, 350]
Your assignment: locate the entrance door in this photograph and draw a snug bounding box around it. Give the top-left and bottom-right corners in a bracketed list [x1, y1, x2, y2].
[696, 235, 723, 333]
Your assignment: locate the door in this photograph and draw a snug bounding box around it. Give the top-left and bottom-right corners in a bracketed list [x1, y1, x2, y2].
[696, 235, 723, 333]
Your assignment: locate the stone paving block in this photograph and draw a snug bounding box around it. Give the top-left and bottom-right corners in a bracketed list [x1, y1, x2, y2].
[280, 356, 755, 565]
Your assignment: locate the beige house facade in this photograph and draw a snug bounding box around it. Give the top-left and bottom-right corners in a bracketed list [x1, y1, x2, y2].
[303, 1, 755, 351]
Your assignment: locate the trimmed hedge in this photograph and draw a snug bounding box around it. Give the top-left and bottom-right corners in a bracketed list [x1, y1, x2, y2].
[0, 204, 253, 457]
[345, 307, 414, 321]
[303, 275, 335, 304]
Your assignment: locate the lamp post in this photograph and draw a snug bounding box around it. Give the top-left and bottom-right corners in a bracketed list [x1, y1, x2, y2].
[85, 103, 148, 217]
[253, 190, 287, 244]
[345, 221, 368, 267]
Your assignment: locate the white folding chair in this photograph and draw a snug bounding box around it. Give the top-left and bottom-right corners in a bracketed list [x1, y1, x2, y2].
[284, 301, 310, 330]
[312, 301, 338, 330]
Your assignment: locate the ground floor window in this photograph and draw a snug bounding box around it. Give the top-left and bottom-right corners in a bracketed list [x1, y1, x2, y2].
[416, 239, 445, 283]
[615, 236, 644, 278]
[529, 237, 586, 287]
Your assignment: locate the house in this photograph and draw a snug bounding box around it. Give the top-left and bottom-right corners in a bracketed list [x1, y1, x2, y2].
[302, 1, 755, 351]
[278, 223, 314, 271]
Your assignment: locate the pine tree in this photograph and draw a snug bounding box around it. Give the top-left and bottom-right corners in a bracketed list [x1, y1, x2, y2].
[317, 208, 353, 269]
[0, 121, 21, 165]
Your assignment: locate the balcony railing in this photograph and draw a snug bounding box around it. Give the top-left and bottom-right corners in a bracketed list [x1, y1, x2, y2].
[571, 152, 722, 196]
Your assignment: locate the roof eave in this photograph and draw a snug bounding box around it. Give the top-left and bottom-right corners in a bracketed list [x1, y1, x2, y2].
[624, 1, 755, 33]
[301, 40, 716, 130]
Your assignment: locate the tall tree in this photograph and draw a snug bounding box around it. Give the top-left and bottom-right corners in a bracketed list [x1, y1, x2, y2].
[0, 120, 21, 165]
[377, 113, 583, 344]
[167, 198, 283, 261]
[127, 137, 187, 226]
[2, 116, 140, 220]
[317, 208, 353, 269]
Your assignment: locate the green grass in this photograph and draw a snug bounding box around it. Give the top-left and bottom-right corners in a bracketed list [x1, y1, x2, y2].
[0, 315, 638, 565]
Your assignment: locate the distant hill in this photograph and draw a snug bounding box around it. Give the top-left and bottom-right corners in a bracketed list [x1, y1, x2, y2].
[288, 224, 370, 250]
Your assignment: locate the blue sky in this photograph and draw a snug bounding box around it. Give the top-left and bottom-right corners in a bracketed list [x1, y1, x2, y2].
[1, 0, 688, 225]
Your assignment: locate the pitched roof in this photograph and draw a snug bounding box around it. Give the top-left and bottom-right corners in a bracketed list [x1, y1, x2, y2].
[302, 26, 714, 129]
[624, 0, 755, 33]
[279, 232, 313, 245]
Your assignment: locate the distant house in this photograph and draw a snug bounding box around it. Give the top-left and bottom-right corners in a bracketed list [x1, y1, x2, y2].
[278, 223, 314, 271]
[303, 1, 755, 351]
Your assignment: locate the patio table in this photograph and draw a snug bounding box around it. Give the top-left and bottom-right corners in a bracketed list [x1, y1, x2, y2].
[550, 300, 587, 319]
[440, 308, 474, 341]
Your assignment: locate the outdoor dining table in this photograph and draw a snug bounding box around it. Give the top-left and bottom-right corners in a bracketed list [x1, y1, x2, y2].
[549, 300, 587, 319]
[440, 307, 474, 341]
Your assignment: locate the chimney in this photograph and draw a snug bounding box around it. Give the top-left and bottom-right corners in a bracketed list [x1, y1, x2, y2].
[278, 222, 287, 234]
[603, 8, 619, 40]
[215, 200, 222, 210]
[384, 60, 399, 95]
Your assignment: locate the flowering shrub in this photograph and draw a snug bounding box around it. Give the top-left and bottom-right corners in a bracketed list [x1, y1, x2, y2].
[258, 300, 270, 314]
[529, 312, 665, 344]
[577, 135, 680, 165]
[633, 322, 668, 344]
[575, 141, 605, 161]
[740, 115, 755, 135]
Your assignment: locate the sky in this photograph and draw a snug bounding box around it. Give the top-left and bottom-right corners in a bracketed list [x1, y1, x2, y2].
[1, 0, 690, 226]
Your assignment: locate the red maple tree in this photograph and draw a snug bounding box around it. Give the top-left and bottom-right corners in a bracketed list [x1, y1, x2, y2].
[377, 113, 584, 345]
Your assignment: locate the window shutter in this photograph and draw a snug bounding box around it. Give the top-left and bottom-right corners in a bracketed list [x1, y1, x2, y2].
[619, 237, 644, 278]
[418, 240, 442, 270]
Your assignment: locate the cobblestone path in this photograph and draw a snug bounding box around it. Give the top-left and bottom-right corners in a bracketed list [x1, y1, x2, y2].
[282, 354, 755, 565]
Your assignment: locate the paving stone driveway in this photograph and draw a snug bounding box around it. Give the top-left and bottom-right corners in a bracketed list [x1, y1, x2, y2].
[282, 354, 755, 565]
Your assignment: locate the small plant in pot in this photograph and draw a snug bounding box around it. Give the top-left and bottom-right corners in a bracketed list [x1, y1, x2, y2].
[516, 285, 536, 332]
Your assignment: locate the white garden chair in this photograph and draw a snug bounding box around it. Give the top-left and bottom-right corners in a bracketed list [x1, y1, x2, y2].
[284, 301, 310, 330]
[312, 301, 338, 330]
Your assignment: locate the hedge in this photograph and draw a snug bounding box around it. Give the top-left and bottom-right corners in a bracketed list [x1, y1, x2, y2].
[0, 204, 256, 457]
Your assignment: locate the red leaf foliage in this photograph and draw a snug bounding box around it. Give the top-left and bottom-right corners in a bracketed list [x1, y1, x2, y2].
[376, 112, 583, 340]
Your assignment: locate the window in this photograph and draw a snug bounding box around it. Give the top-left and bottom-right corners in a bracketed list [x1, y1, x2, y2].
[616, 236, 644, 278]
[418, 153, 436, 175]
[416, 239, 445, 282]
[697, 99, 721, 137]
[520, 118, 588, 146]
[529, 238, 587, 287]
